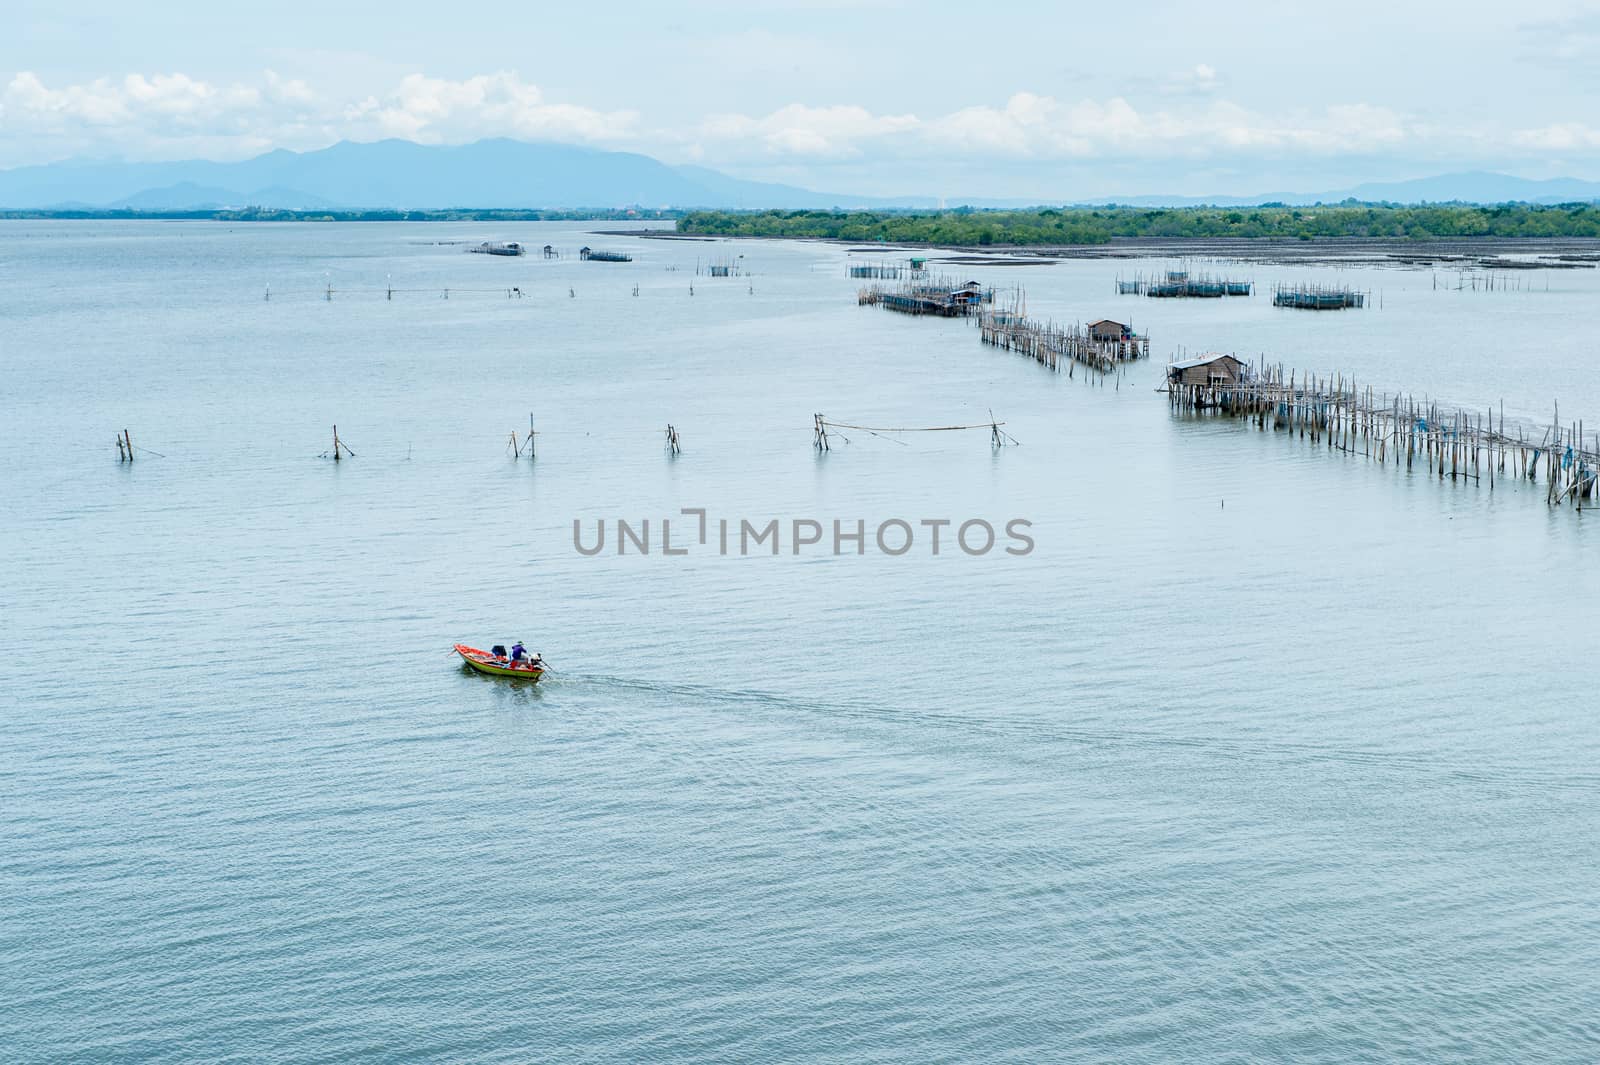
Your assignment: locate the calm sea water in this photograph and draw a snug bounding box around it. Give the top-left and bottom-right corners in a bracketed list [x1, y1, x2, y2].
[2, 221, 1598, 1062]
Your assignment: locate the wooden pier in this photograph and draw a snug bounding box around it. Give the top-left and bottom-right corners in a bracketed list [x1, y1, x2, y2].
[977, 310, 1147, 374]
[858, 274, 994, 317]
[1167, 360, 1598, 507]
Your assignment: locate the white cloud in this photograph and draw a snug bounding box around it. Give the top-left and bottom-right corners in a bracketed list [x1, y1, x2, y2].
[342, 72, 635, 144]
[0, 70, 309, 163]
[4, 72, 132, 127]
[0, 70, 635, 165]
[1163, 63, 1222, 96]
[698, 103, 918, 159]
[703, 93, 1412, 164]
[2, 71, 269, 129]
[1516, 12, 1600, 71]
[930, 94, 1153, 157]
[1512, 123, 1600, 151]
[264, 71, 315, 106]
[0, 68, 1595, 183]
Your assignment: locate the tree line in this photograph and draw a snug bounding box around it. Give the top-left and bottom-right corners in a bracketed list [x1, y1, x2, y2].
[677, 203, 1600, 244]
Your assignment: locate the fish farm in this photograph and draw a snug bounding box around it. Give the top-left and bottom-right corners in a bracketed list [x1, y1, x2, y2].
[857, 265, 1594, 517]
[1117, 269, 1253, 298]
[579, 247, 632, 262]
[1272, 283, 1367, 310]
[978, 310, 1147, 375]
[848, 262, 904, 279]
[1167, 360, 1597, 507]
[858, 275, 994, 317]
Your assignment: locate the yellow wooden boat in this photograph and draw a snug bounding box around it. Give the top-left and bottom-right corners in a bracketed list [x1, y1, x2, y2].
[454, 643, 545, 681]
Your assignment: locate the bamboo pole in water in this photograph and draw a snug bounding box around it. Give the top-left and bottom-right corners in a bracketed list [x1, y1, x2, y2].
[1164, 359, 1592, 508]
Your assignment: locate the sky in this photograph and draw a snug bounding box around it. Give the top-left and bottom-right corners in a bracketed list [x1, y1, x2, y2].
[4, 0, 1600, 199]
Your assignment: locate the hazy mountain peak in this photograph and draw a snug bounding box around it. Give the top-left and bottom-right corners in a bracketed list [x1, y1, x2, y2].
[3, 140, 1597, 211]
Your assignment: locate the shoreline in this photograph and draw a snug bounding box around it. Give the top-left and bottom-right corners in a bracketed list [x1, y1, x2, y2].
[628, 229, 1600, 266]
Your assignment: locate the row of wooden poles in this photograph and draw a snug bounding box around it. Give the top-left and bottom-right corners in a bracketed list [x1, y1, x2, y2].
[1433, 271, 1550, 291]
[975, 310, 1146, 377]
[1169, 365, 1599, 507]
[266, 283, 752, 301]
[811, 412, 1017, 451]
[122, 416, 1015, 462]
[269, 284, 537, 301]
[506, 417, 680, 459]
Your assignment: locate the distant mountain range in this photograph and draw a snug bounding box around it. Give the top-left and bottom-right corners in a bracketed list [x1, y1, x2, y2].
[0, 139, 929, 211]
[0, 139, 1596, 211]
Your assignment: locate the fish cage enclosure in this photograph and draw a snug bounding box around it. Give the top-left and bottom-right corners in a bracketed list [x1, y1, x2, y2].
[1117, 268, 1253, 297]
[1271, 283, 1366, 310]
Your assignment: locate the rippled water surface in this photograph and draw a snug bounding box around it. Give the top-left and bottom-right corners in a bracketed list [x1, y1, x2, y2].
[2, 222, 1598, 1062]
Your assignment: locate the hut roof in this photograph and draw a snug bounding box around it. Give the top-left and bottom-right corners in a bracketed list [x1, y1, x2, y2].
[1167, 353, 1240, 371]
[1088, 319, 1128, 330]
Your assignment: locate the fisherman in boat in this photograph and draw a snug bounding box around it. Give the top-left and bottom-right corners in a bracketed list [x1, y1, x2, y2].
[509, 641, 529, 669]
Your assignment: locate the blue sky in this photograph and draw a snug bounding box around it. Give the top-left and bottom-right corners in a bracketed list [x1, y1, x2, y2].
[5, 0, 1600, 197]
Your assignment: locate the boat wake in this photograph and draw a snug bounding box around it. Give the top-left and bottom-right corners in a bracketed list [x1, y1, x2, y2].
[562, 671, 1600, 796]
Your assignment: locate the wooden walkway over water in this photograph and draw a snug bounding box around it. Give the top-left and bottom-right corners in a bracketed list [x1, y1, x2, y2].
[977, 310, 1148, 374]
[858, 273, 993, 317]
[1169, 363, 1599, 506]
[850, 273, 1596, 512]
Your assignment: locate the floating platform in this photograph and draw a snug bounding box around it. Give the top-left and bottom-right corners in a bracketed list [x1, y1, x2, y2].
[470, 241, 524, 256]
